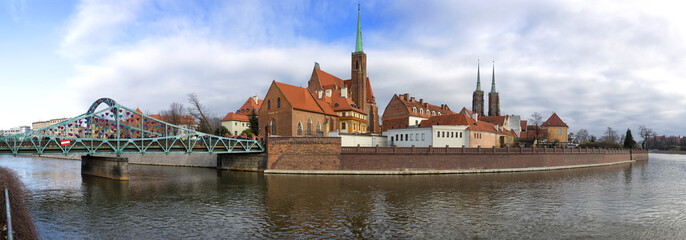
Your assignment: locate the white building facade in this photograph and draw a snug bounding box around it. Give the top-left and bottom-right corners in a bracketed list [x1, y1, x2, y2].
[383, 125, 469, 147]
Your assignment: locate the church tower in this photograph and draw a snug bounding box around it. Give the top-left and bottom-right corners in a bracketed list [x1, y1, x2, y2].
[351, 5, 367, 112]
[488, 62, 500, 116]
[472, 60, 485, 116]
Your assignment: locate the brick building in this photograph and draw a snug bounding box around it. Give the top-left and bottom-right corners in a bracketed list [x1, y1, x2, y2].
[472, 60, 501, 116]
[258, 81, 339, 137]
[541, 112, 568, 143]
[234, 96, 262, 115]
[306, 7, 380, 134]
[381, 93, 454, 131]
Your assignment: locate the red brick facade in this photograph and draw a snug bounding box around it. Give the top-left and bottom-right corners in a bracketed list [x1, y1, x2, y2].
[266, 137, 341, 170]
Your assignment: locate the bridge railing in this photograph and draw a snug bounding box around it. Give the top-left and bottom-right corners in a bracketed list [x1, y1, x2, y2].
[0, 98, 263, 155]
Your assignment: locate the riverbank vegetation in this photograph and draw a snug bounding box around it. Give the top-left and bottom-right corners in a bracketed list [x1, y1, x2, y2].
[0, 167, 38, 240]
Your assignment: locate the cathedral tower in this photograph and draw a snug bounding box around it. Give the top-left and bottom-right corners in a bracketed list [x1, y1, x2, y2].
[488, 62, 500, 116]
[472, 60, 485, 116]
[351, 5, 367, 112]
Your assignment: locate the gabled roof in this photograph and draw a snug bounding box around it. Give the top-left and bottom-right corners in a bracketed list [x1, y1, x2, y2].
[222, 112, 249, 122]
[273, 81, 337, 116]
[542, 113, 568, 127]
[520, 120, 528, 131]
[314, 68, 345, 90]
[236, 97, 262, 115]
[459, 107, 475, 116]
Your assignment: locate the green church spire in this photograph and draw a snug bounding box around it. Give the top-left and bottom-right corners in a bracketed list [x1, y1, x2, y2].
[355, 4, 363, 53]
[476, 59, 481, 91]
[491, 61, 497, 93]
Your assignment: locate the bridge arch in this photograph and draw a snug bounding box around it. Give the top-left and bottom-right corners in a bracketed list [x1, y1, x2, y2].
[87, 98, 118, 114]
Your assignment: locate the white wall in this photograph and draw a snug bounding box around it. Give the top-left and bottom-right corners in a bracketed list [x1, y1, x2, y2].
[383, 125, 469, 147]
[330, 131, 388, 147]
[431, 125, 469, 147]
[408, 116, 428, 127]
[222, 120, 249, 135]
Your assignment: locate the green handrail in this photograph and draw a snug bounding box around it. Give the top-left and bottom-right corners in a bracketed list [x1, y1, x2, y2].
[4, 188, 12, 240]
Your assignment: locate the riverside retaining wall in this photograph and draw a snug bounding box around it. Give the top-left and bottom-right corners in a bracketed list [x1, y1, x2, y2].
[263, 137, 648, 174]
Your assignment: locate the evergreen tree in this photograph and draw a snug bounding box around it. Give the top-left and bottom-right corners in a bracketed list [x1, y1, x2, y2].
[624, 128, 636, 149]
[249, 109, 259, 136]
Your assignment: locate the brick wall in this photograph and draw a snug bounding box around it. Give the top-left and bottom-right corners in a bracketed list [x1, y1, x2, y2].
[266, 137, 341, 170]
[339, 147, 638, 171]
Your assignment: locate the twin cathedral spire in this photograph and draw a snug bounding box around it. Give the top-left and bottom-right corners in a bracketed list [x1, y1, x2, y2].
[472, 60, 500, 116]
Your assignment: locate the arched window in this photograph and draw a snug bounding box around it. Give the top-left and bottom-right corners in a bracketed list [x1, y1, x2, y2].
[277, 98, 281, 108]
[356, 61, 359, 70]
[316, 121, 321, 134]
[270, 119, 276, 136]
[420, 109, 424, 115]
[412, 107, 417, 113]
[297, 121, 303, 136]
[307, 119, 312, 136]
[432, 111, 436, 116]
[268, 100, 271, 110]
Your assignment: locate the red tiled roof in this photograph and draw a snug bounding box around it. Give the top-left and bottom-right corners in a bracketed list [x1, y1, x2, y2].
[419, 112, 512, 135]
[396, 94, 454, 118]
[274, 81, 337, 116]
[459, 107, 475, 116]
[315, 68, 345, 90]
[221, 112, 249, 122]
[236, 97, 262, 115]
[149, 114, 197, 125]
[479, 116, 509, 125]
[542, 113, 568, 127]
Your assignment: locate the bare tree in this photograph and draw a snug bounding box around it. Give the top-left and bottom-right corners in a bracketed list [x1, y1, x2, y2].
[529, 112, 544, 141]
[576, 129, 590, 143]
[187, 93, 217, 134]
[602, 127, 619, 143]
[160, 102, 185, 134]
[639, 125, 654, 149]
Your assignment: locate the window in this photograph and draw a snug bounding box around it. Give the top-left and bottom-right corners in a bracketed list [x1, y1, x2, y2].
[356, 61, 359, 69]
[410, 134, 413, 141]
[236, 110, 239, 113]
[432, 111, 436, 116]
[268, 100, 271, 109]
[412, 107, 417, 113]
[422, 133, 425, 141]
[396, 134, 399, 141]
[559, 129, 562, 135]
[307, 119, 312, 136]
[297, 121, 303, 136]
[438, 112, 441, 116]
[316, 121, 321, 133]
[342, 123, 347, 129]
[420, 109, 424, 114]
[235, 131, 238, 135]
[235, 122, 237, 126]
[405, 134, 408, 141]
[277, 98, 281, 108]
[270, 119, 276, 135]
[460, 132, 462, 138]
[415, 120, 419, 125]
[416, 133, 419, 141]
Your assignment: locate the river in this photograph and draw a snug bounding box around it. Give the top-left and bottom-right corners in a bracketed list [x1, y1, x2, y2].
[0, 154, 685, 239]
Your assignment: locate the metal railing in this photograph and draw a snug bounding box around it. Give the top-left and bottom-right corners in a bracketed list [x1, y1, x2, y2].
[4, 188, 12, 240]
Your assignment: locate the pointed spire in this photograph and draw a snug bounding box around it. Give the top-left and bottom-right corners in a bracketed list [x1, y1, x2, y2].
[355, 4, 363, 53]
[490, 61, 497, 93]
[476, 59, 481, 91]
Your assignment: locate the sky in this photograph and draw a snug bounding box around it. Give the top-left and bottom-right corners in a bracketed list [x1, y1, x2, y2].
[1, 0, 686, 138]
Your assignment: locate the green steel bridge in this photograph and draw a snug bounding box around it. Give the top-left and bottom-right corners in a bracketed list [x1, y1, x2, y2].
[0, 98, 264, 156]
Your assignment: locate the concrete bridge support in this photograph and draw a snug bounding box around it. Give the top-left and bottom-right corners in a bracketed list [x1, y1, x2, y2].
[81, 155, 130, 181]
[217, 153, 268, 172]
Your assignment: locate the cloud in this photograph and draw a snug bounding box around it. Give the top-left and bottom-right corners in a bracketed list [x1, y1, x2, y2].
[59, 0, 686, 137]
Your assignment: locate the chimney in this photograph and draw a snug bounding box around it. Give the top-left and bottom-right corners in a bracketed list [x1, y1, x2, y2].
[403, 93, 410, 100]
[252, 96, 259, 104]
[318, 90, 323, 99]
[340, 88, 347, 98]
[326, 89, 332, 97]
[410, 97, 415, 102]
[419, 99, 424, 105]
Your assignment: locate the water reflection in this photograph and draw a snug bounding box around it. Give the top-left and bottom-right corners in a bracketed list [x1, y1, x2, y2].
[0, 154, 685, 239]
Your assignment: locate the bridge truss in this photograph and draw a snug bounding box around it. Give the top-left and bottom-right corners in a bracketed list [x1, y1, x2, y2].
[0, 98, 264, 155]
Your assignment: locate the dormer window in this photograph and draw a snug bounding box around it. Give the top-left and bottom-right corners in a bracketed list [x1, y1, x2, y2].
[420, 109, 424, 115]
[412, 107, 417, 113]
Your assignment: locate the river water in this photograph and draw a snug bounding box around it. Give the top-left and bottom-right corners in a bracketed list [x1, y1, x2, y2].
[0, 154, 685, 239]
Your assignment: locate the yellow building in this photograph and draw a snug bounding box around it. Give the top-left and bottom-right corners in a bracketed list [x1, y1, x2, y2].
[541, 112, 568, 144]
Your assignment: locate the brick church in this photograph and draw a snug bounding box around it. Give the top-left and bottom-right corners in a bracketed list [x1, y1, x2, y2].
[258, 7, 380, 136]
